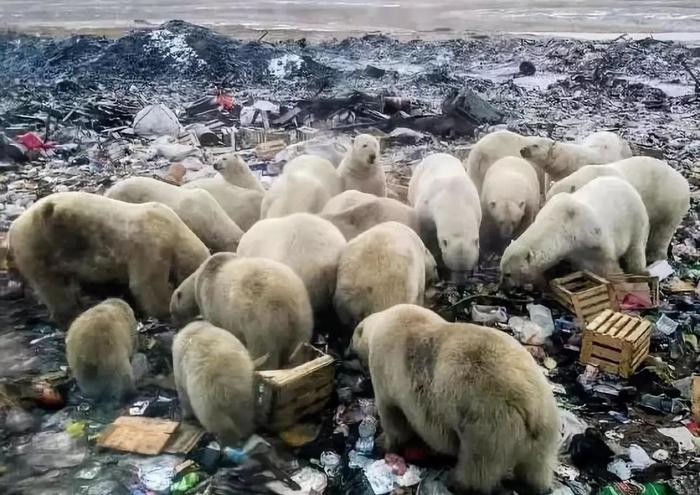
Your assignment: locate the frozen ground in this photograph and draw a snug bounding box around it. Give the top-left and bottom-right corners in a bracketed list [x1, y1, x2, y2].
[1, 1, 700, 40]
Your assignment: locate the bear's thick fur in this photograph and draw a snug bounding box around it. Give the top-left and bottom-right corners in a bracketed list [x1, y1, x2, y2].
[320, 190, 419, 240]
[260, 155, 343, 218]
[547, 157, 690, 261]
[173, 320, 255, 446]
[351, 304, 560, 494]
[105, 176, 243, 252]
[9, 192, 209, 326]
[337, 134, 386, 196]
[236, 213, 346, 313]
[480, 156, 540, 249]
[334, 222, 437, 327]
[170, 253, 313, 370]
[183, 176, 263, 231]
[501, 177, 649, 286]
[408, 153, 481, 279]
[66, 298, 137, 401]
[212, 153, 265, 192]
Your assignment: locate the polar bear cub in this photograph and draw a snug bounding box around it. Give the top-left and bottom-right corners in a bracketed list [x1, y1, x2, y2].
[261, 154, 343, 218]
[501, 176, 649, 286]
[351, 304, 560, 494]
[321, 190, 420, 240]
[480, 156, 540, 246]
[547, 156, 690, 262]
[236, 213, 346, 313]
[408, 153, 481, 279]
[334, 222, 437, 327]
[66, 298, 138, 401]
[170, 253, 313, 370]
[212, 153, 265, 192]
[337, 134, 386, 196]
[106, 176, 244, 252]
[173, 321, 255, 446]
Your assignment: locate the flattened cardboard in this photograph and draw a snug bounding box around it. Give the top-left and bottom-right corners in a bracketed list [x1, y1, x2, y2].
[98, 416, 179, 455]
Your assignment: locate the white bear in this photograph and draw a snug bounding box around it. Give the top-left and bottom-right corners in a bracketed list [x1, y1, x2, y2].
[170, 253, 312, 370]
[337, 134, 386, 196]
[260, 154, 343, 218]
[320, 190, 420, 240]
[211, 153, 265, 192]
[9, 192, 209, 326]
[183, 177, 263, 231]
[520, 131, 633, 181]
[105, 177, 244, 252]
[236, 213, 346, 313]
[547, 157, 690, 262]
[465, 130, 545, 193]
[501, 177, 649, 286]
[65, 298, 137, 401]
[173, 320, 255, 446]
[480, 156, 540, 249]
[334, 222, 437, 327]
[408, 153, 481, 280]
[350, 304, 560, 494]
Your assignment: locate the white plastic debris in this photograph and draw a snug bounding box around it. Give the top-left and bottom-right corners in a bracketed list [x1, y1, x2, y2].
[629, 444, 655, 471]
[658, 426, 698, 453]
[655, 314, 680, 336]
[527, 303, 555, 336]
[607, 458, 632, 480]
[133, 104, 181, 137]
[559, 409, 588, 453]
[509, 316, 549, 345]
[269, 54, 303, 78]
[364, 460, 422, 494]
[647, 260, 674, 280]
[471, 305, 508, 324]
[154, 140, 200, 162]
[652, 449, 669, 461]
[268, 467, 328, 495]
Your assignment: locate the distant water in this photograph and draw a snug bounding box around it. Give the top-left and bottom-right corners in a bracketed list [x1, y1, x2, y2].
[1, 0, 699, 38]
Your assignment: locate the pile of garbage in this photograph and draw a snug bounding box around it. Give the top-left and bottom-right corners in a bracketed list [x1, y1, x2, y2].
[1, 21, 699, 495]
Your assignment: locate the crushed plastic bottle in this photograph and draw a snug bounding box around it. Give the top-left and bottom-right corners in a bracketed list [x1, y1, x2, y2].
[355, 415, 377, 454]
[527, 303, 555, 336]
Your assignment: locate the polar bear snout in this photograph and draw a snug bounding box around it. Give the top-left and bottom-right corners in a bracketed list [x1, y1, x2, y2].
[520, 146, 532, 158]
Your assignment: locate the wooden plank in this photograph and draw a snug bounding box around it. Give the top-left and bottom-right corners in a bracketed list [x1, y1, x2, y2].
[555, 271, 587, 284]
[615, 317, 640, 339]
[589, 331, 624, 350]
[630, 341, 650, 371]
[579, 292, 614, 310]
[587, 309, 613, 331]
[582, 302, 613, 320]
[589, 345, 624, 363]
[586, 356, 620, 375]
[597, 312, 624, 334]
[625, 320, 652, 342]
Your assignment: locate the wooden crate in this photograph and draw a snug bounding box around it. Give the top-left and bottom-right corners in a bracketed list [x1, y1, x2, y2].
[580, 309, 652, 378]
[607, 274, 659, 309]
[254, 344, 335, 431]
[550, 271, 618, 324]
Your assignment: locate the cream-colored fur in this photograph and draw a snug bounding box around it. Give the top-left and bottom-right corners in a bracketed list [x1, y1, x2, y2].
[465, 130, 545, 193]
[351, 304, 560, 494]
[173, 321, 255, 446]
[481, 156, 540, 248]
[236, 213, 346, 312]
[547, 157, 690, 262]
[501, 177, 649, 286]
[261, 154, 343, 218]
[9, 192, 209, 326]
[520, 131, 632, 181]
[106, 177, 243, 252]
[170, 253, 312, 370]
[183, 176, 263, 231]
[66, 298, 137, 401]
[408, 153, 481, 278]
[321, 190, 419, 240]
[212, 153, 265, 192]
[337, 134, 386, 196]
[334, 222, 437, 327]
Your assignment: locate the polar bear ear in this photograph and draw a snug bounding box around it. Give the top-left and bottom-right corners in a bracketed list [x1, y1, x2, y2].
[518, 201, 525, 209]
[525, 250, 533, 263]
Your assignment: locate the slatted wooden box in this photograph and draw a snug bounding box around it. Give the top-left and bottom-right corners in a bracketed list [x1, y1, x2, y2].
[607, 274, 660, 309]
[550, 271, 618, 324]
[254, 344, 335, 431]
[580, 309, 652, 378]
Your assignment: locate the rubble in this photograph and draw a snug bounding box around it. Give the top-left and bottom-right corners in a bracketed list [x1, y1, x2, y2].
[1, 19, 699, 495]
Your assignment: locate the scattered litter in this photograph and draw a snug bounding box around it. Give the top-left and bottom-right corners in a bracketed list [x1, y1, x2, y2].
[628, 444, 655, 471]
[471, 304, 508, 324]
[658, 426, 698, 453]
[654, 314, 680, 336]
[648, 260, 674, 281]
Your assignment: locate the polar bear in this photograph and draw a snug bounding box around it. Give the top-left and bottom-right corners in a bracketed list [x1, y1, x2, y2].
[501, 177, 649, 287]
[66, 298, 137, 401]
[183, 176, 263, 231]
[465, 130, 545, 193]
[236, 213, 346, 313]
[173, 320, 255, 446]
[408, 153, 481, 280]
[212, 153, 265, 192]
[547, 157, 690, 262]
[334, 222, 437, 327]
[9, 192, 209, 326]
[261, 154, 343, 218]
[170, 253, 312, 370]
[480, 156, 540, 249]
[106, 177, 243, 252]
[520, 131, 632, 181]
[350, 304, 560, 494]
[320, 190, 420, 240]
[337, 134, 386, 196]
